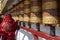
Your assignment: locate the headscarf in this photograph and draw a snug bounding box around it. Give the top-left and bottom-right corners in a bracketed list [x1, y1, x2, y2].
[1, 14, 15, 31]
[3, 14, 14, 23]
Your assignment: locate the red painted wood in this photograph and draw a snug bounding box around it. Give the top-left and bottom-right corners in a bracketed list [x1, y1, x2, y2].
[0, 26, 60, 40]
[33, 34, 38, 40]
[21, 26, 60, 40]
[21, 26, 53, 40]
[54, 37, 60, 40]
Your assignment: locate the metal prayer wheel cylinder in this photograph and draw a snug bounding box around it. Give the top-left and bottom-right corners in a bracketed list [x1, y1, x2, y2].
[16, 9, 20, 15]
[42, 0, 58, 25]
[19, 14, 23, 22]
[19, 2, 24, 22]
[24, 0, 30, 22]
[19, 15, 23, 21]
[30, 0, 42, 23]
[23, 14, 30, 22]
[11, 12, 19, 21]
[12, 16, 19, 21]
[19, 2, 24, 14]
[16, 3, 21, 15]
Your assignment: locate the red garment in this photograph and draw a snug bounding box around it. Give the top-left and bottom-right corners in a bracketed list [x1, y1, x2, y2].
[0, 15, 18, 40]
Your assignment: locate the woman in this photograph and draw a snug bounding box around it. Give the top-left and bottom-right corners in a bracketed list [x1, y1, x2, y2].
[0, 14, 19, 40]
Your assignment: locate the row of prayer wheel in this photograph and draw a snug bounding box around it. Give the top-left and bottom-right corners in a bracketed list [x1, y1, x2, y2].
[10, 0, 59, 26]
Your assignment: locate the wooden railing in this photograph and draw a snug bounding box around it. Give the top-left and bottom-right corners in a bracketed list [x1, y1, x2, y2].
[20, 26, 60, 40]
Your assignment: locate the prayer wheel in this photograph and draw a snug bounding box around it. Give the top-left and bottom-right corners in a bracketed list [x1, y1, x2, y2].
[30, 0, 42, 31]
[24, 0, 31, 28]
[19, 2, 24, 26]
[42, 0, 57, 36]
[30, 0, 42, 24]
[10, 6, 17, 16]
[16, 5, 20, 15]
[42, 0, 57, 25]
[12, 12, 18, 21]
[19, 2, 24, 22]
[11, 6, 18, 21]
[16, 6, 20, 21]
[24, 0, 30, 22]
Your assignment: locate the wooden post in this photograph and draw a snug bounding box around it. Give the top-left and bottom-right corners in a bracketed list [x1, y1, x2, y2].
[50, 25, 55, 36]
[36, 23, 40, 31]
[28, 22, 31, 28]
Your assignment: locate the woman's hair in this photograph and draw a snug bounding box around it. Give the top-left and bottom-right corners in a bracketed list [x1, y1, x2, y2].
[3, 13, 14, 23]
[5, 13, 12, 18]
